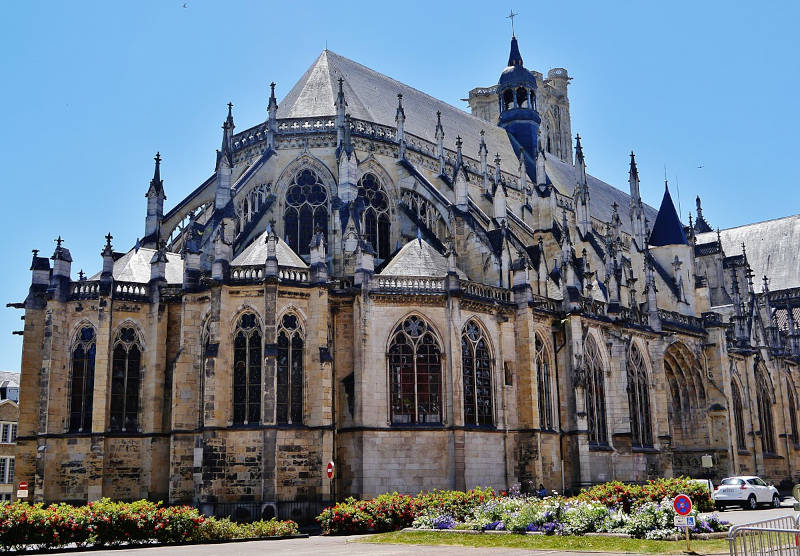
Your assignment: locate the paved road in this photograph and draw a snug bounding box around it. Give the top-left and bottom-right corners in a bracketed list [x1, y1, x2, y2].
[56, 535, 629, 556]
[704, 499, 798, 526]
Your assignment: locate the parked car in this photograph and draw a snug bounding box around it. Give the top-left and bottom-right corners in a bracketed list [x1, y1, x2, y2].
[712, 476, 781, 510]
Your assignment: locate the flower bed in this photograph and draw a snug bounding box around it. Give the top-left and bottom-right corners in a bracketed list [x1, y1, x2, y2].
[316, 487, 497, 535]
[0, 499, 299, 552]
[411, 497, 729, 540]
[577, 477, 714, 513]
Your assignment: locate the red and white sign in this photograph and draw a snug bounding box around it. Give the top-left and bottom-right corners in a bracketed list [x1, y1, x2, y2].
[326, 461, 335, 479]
[16, 481, 29, 499]
[18, 481, 28, 491]
[673, 494, 693, 516]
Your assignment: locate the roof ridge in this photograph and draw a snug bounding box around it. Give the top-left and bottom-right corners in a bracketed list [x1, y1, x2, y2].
[697, 212, 800, 235]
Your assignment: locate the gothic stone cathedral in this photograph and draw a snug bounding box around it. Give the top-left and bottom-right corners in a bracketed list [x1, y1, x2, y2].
[13, 36, 800, 520]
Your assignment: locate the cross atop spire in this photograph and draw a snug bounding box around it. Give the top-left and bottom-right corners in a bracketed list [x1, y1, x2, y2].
[507, 9, 519, 37]
[105, 232, 113, 248]
[54, 236, 63, 248]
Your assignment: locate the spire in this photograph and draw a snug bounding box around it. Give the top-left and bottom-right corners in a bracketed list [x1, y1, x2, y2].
[217, 102, 235, 170]
[395, 93, 406, 157]
[454, 136, 463, 169]
[435, 110, 445, 175]
[267, 82, 278, 149]
[693, 195, 713, 233]
[574, 134, 586, 183]
[573, 135, 591, 238]
[494, 152, 502, 187]
[518, 148, 529, 195]
[146, 152, 165, 199]
[628, 151, 640, 201]
[479, 130, 489, 193]
[535, 145, 547, 186]
[507, 35, 524, 67]
[335, 77, 347, 147]
[648, 181, 688, 246]
[143, 152, 166, 248]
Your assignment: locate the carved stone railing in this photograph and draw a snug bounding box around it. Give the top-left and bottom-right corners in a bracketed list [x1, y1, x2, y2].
[230, 265, 265, 283]
[277, 117, 336, 136]
[370, 275, 446, 294]
[531, 294, 561, 313]
[555, 191, 574, 211]
[459, 280, 511, 303]
[657, 309, 705, 332]
[69, 281, 100, 300]
[279, 267, 309, 283]
[618, 306, 650, 327]
[113, 281, 150, 302]
[581, 297, 607, 318]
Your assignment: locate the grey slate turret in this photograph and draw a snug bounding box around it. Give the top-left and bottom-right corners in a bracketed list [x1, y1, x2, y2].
[143, 152, 166, 249]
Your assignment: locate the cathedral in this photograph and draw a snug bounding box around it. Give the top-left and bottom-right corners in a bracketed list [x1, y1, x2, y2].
[11, 34, 800, 521]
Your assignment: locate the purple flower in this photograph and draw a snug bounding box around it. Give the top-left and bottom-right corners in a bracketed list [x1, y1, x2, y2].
[542, 522, 561, 535]
[432, 515, 456, 530]
[526, 523, 540, 532]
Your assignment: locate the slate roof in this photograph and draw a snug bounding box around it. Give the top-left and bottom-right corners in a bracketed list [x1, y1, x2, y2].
[0, 371, 19, 390]
[268, 49, 660, 240]
[774, 307, 800, 331]
[231, 231, 308, 268]
[379, 237, 467, 279]
[696, 213, 800, 293]
[89, 248, 183, 284]
[648, 186, 688, 246]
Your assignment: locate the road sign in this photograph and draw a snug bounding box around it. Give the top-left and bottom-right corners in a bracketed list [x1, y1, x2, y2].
[326, 461, 334, 479]
[17, 481, 29, 498]
[673, 494, 693, 516]
[18, 481, 28, 490]
[674, 516, 696, 527]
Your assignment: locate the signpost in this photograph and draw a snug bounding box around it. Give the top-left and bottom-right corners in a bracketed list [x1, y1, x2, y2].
[326, 461, 334, 480]
[673, 494, 693, 551]
[16, 481, 28, 499]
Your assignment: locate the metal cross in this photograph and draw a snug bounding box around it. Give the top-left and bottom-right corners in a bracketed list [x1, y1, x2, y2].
[507, 10, 519, 36]
[105, 232, 113, 247]
[54, 235, 63, 248]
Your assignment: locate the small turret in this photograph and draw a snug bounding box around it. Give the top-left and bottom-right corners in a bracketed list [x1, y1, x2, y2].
[182, 224, 202, 292]
[535, 145, 547, 186]
[337, 114, 358, 204]
[211, 221, 232, 282]
[100, 233, 114, 294]
[395, 93, 406, 158]
[264, 221, 279, 278]
[150, 241, 168, 285]
[354, 240, 375, 287]
[309, 226, 328, 285]
[492, 153, 507, 224]
[267, 82, 278, 150]
[643, 256, 661, 332]
[49, 236, 72, 301]
[454, 137, 469, 211]
[435, 111, 445, 175]
[511, 250, 532, 306]
[628, 151, 646, 249]
[143, 152, 166, 249]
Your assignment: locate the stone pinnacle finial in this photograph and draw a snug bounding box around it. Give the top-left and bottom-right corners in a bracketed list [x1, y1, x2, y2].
[32, 249, 39, 258]
[54, 236, 63, 248]
[105, 232, 113, 248]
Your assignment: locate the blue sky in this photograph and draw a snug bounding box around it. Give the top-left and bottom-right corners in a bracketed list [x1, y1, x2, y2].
[0, 0, 798, 370]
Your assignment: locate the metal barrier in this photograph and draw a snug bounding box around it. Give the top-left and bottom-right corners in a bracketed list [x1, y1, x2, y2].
[729, 514, 800, 556]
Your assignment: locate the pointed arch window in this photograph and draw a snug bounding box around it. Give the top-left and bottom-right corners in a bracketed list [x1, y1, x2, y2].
[756, 367, 775, 454]
[233, 313, 262, 425]
[536, 333, 554, 430]
[284, 169, 328, 257]
[69, 326, 96, 432]
[789, 382, 799, 447]
[461, 320, 493, 427]
[389, 316, 442, 424]
[627, 344, 652, 448]
[357, 173, 391, 260]
[277, 313, 304, 424]
[109, 326, 142, 432]
[731, 380, 746, 450]
[584, 336, 607, 446]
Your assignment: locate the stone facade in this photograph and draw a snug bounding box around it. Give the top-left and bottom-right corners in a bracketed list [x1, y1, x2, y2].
[11, 36, 800, 518]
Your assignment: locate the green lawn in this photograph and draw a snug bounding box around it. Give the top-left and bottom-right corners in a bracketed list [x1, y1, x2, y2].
[357, 530, 730, 554]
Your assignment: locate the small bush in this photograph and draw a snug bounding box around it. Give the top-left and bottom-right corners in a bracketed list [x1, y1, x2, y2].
[0, 499, 298, 551]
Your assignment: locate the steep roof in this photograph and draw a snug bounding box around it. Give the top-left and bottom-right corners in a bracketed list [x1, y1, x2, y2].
[89, 248, 183, 284]
[231, 231, 308, 268]
[277, 49, 519, 168]
[696, 213, 800, 293]
[379, 238, 467, 279]
[0, 371, 19, 390]
[648, 186, 688, 246]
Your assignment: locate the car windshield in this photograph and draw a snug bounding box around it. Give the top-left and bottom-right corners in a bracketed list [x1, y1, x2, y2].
[721, 478, 744, 485]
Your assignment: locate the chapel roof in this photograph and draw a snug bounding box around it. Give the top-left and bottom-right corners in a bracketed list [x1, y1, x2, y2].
[696, 213, 800, 293]
[648, 185, 688, 246]
[231, 230, 308, 268]
[379, 237, 467, 279]
[89, 248, 184, 284]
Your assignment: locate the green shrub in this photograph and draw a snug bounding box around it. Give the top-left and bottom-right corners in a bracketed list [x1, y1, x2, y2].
[577, 477, 714, 513]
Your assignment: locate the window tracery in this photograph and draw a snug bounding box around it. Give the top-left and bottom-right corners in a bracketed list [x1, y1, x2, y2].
[536, 333, 554, 430]
[109, 326, 142, 432]
[584, 336, 607, 446]
[69, 325, 96, 433]
[627, 344, 652, 448]
[756, 367, 775, 453]
[284, 169, 328, 257]
[233, 312, 262, 425]
[399, 190, 447, 241]
[388, 316, 442, 424]
[277, 313, 304, 424]
[461, 320, 492, 426]
[731, 379, 746, 450]
[357, 173, 391, 260]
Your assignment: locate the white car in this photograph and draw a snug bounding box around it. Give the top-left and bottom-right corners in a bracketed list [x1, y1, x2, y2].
[712, 476, 781, 510]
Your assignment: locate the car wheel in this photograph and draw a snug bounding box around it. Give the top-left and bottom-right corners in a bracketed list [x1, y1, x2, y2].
[773, 495, 781, 508]
[715, 503, 725, 511]
[747, 495, 758, 510]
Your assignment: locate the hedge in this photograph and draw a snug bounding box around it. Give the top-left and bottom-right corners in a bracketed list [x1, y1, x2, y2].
[0, 499, 298, 552]
[576, 477, 714, 513]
